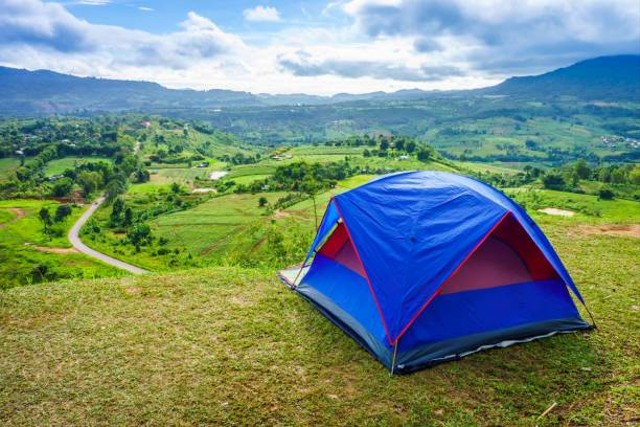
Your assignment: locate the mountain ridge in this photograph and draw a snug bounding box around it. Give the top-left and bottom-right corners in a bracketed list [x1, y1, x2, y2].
[0, 55, 638, 115]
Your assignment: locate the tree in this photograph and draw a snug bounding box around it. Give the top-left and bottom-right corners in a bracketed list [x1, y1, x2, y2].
[598, 187, 615, 200]
[405, 140, 417, 153]
[417, 146, 434, 162]
[105, 179, 126, 204]
[110, 197, 125, 226]
[54, 204, 72, 222]
[123, 207, 134, 226]
[171, 182, 182, 194]
[542, 172, 566, 190]
[52, 177, 73, 197]
[630, 165, 640, 185]
[258, 197, 268, 208]
[38, 207, 53, 236]
[379, 139, 390, 151]
[128, 223, 152, 248]
[77, 171, 102, 196]
[574, 159, 591, 180]
[611, 168, 626, 184]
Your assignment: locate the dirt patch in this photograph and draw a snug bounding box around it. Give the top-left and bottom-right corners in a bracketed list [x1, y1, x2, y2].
[8, 208, 26, 220]
[25, 243, 79, 254]
[0, 208, 26, 229]
[539, 208, 575, 217]
[273, 210, 291, 219]
[124, 287, 142, 295]
[577, 224, 640, 238]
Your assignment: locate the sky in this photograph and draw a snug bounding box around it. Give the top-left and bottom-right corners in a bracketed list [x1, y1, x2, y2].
[0, 0, 639, 95]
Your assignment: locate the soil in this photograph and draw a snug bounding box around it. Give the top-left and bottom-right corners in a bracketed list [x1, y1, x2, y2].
[576, 224, 640, 238]
[538, 208, 575, 217]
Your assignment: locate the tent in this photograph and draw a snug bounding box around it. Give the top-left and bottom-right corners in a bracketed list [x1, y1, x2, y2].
[279, 171, 593, 373]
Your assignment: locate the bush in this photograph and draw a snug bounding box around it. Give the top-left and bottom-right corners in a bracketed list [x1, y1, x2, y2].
[598, 188, 615, 200]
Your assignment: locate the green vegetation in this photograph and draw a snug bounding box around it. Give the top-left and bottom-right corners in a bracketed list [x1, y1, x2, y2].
[1, 205, 638, 425]
[0, 199, 122, 289]
[0, 106, 638, 425]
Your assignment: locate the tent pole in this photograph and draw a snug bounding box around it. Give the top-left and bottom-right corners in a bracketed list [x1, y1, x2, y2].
[291, 262, 306, 290]
[390, 340, 399, 376]
[583, 303, 598, 329]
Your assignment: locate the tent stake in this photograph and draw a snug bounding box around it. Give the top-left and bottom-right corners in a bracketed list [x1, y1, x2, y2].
[583, 304, 598, 329]
[390, 341, 399, 376]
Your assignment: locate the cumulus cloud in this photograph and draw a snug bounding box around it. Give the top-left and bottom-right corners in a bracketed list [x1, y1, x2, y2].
[278, 50, 462, 81]
[343, 0, 640, 73]
[0, 0, 245, 71]
[0, 0, 94, 52]
[243, 5, 281, 22]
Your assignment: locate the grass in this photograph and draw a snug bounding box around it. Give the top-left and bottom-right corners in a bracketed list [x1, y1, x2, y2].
[0, 200, 122, 289]
[228, 174, 272, 185]
[149, 166, 212, 185]
[506, 189, 640, 224]
[0, 157, 21, 180]
[45, 157, 111, 175]
[0, 213, 638, 425]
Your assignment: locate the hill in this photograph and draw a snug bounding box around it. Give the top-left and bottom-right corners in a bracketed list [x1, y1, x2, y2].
[0, 67, 261, 115]
[1, 55, 638, 115]
[2, 221, 639, 425]
[487, 55, 640, 100]
[1, 192, 639, 425]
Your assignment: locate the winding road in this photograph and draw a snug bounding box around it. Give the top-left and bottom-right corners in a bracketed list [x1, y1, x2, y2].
[69, 197, 148, 275]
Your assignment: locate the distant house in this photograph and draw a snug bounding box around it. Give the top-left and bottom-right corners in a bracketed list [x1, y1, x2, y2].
[398, 155, 409, 161]
[196, 161, 210, 168]
[142, 121, 151, 128]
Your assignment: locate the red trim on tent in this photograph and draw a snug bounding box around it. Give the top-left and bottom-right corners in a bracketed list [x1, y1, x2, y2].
[392, 211, 511, 344]
[319, 223, 349, 258]
[332, 198, 394, 346]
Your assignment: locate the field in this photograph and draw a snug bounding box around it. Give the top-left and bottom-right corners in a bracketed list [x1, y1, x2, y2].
[0, 157, 21, 180]
[45, 157, 112, 175]
[0, 200, 122, 288]
[1, 201, 638, 425]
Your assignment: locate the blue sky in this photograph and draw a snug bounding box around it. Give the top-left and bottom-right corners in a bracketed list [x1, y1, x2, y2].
[1, 0, 639, 94]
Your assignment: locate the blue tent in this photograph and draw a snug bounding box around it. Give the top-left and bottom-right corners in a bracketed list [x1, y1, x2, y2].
[279, 171, 593, 373]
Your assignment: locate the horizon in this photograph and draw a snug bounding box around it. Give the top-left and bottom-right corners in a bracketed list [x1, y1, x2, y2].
[1, 0, 639, 95]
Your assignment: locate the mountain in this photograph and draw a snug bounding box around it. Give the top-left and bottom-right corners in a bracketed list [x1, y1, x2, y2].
[0, 55, 638, 115]
[485, 55, 640, 100]
[0, 67, 262, 115]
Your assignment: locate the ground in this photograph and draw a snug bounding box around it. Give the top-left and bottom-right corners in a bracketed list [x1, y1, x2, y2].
[1, 216, 638, 426]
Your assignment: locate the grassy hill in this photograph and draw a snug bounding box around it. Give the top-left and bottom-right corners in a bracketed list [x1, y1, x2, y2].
[1, 203, 638, 426]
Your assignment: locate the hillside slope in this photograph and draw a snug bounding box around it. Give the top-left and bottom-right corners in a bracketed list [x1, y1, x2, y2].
[1, 217, 638, 426]
[487, 55, 640, 100]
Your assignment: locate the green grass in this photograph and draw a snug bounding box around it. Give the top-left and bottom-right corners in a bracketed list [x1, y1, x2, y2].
[506, 189, 640, 224]
[1, 215, 638, 425]
[0, 157, 21, 180]
[0, 200, 122, 288]
[45, 157, 111, 175]
[226, 174, 272, 185]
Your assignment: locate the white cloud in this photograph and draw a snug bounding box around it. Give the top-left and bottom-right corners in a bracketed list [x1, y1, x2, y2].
[0, 0, 637, 95]
[138, 6, 153, 12]
[76, 0, 111, 5]
[342, 0, 640, 74]
[243, 5, 280, 22]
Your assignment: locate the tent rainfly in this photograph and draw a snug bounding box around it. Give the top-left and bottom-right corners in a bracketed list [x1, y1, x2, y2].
[279, 171, 593, 374]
